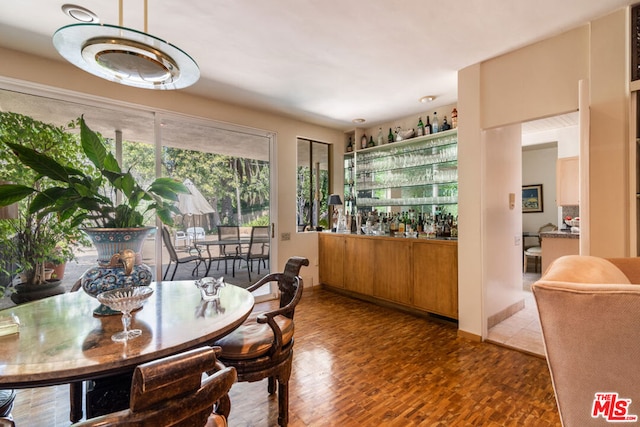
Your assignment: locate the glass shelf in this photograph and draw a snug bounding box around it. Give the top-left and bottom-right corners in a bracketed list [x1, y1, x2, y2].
[344, 129, 458, 215]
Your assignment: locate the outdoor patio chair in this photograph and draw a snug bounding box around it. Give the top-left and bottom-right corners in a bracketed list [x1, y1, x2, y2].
[186, 227, 206, 244]
[238, 226, 270, 281]
[174, 230, 190, 248]
[162, 227, 204, 281]
[217, 226, 241, 276]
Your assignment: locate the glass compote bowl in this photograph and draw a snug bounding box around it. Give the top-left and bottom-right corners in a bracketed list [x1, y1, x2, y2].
[97, 286, 154, 342]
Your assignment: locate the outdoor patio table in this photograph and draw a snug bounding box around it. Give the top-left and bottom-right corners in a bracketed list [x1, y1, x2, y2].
[197, 238, 267, 276]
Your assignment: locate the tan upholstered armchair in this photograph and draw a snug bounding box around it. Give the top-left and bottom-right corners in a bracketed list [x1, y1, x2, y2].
[532, 255, 640, 426]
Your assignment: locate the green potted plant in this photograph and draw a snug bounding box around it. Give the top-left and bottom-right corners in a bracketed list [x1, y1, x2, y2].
[0, 114, 187, 310]
[0, 113, 91, 301]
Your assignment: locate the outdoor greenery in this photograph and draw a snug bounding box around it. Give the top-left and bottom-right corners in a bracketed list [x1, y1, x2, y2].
[164, 147, 269, 227]
[120, 143, 270, 229]
[0, 116, 188, 228]
[297, 165, 329, 229]
[0, 110, 272, 295]
[0, 113, 92, 293]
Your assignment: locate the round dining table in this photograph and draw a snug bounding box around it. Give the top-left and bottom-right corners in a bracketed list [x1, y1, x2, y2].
[0, 281, 254, 422]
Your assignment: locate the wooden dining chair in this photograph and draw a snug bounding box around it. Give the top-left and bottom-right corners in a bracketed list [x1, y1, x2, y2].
[523, 222, 557, 273]
[0, 389, 16, 427]
[213, 256, 309, 427]
[72, 346, 237, 427]
[161, 226, 204, 280]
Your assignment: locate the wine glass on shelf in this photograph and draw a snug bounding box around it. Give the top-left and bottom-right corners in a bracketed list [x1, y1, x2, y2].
[97, 287, 154, 342]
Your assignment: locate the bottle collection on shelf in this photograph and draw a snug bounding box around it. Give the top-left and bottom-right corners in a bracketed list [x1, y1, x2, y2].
[340, 208, 458, 239]
[348, 107, 458, 152]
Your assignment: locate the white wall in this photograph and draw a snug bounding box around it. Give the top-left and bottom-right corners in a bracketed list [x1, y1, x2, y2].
[0, 46, 345, 288]
[522, 146, 558, 233]
[483, 125, 524, 328]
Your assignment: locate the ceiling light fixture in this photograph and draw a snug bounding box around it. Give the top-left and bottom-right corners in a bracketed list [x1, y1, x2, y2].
[53, 0, 199, 90]
[352, 118, 366, 124]
[61, 4, 99, 23]
[419, 96, 436, 103]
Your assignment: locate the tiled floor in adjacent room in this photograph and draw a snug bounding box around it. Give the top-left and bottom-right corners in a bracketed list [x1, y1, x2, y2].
[486, 272, 545, 358]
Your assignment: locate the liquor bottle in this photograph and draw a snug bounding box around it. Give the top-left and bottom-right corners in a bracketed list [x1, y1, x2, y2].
[388, 128, 394, 144]
[346, 137, 353, 152]
[394, 127, 401, 142]
[451, 108, 458, 129]
[377, 128, 385, 145]
[398, 213, 406, 234]
[416, 117, 425, 137]
[442, 116, 450, 131]
[368, 136, 375, 148]
[361, 133, 367, 149]
[432, 112, 439, 133]
[425, 115, 432, 135]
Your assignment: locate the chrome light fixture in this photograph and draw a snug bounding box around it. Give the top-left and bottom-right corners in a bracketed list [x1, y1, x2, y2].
[53, 1, 199, 90]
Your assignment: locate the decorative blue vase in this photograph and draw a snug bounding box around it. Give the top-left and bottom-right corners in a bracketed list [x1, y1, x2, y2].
[81, 227, 154, 316]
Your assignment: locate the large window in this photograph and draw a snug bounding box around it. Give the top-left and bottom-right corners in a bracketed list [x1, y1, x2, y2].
[0, 86, 274, 293]
[297, 139, 330, 231]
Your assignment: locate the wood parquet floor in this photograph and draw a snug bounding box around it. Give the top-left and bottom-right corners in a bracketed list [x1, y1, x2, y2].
[11, 286, 560, 426]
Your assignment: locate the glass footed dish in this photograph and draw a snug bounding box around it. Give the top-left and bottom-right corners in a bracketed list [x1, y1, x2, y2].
[97, 286, 154, 342]
[195, 277, 226, 301]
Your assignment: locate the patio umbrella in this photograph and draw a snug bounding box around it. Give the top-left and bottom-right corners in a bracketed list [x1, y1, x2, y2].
[177, 179, 216, 233]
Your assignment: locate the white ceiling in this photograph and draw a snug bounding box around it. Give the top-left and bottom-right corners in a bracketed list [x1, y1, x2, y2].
[0, 0, 634, 130]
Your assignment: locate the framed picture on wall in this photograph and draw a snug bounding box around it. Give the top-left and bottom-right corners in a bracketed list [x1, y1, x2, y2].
[522, 184, 543, 213]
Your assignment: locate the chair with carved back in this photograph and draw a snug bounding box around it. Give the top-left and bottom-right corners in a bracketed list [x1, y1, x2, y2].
[72, 346, 237, 427]
[0, 389, 16, 427]
[213, 256, 309, 427]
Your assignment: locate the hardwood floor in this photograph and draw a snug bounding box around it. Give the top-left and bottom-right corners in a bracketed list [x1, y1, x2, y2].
[10, 286, 560, 426]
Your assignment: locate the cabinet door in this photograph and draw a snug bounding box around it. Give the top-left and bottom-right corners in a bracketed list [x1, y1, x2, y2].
[373, 239, 412, 304]
[344, 237, 374, 295]
[413, 242, 458, 319]
[557, 157, 579, 206]
[318, 234, 344, 287]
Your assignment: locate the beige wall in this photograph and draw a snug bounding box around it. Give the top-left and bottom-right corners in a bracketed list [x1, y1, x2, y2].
[481, 25, 589, 129]
[458, 7, 631, 339]
[457, 63, 483, 337]
[588, 9, 631, 257]
[483, 124, 523, 325]
[0, 46, 344, 287]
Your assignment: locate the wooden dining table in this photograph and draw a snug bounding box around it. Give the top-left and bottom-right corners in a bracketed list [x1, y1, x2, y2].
[0, 281, 254, 422]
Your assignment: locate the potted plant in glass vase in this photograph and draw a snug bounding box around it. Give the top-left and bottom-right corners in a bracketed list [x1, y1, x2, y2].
[0, 115, 188, 313]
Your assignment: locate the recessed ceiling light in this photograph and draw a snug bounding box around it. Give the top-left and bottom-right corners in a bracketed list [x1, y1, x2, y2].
[419, 96, 436, 103]
[62, 4, 99, 23]
[352, 118, 366, 124]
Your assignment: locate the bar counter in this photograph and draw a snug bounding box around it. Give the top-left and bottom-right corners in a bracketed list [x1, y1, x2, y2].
[540, 230, 580, 273]
[318, 232, 458, 320]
